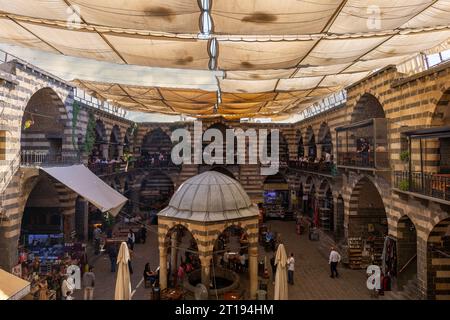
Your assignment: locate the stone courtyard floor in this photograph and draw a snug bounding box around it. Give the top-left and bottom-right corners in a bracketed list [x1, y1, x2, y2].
[74, 220, 372, 300]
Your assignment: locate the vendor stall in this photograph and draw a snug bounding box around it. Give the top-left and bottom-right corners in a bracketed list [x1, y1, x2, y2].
[0, 269, 31, 300]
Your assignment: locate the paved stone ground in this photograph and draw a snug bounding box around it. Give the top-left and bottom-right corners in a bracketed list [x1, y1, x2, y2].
[74, 220, 372, 300]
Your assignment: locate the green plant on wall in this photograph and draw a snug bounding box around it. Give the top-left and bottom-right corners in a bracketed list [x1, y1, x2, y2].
[398, 179, 409, 191]
[83, 112, 96, 155]
[400, 150, 410, 163]
[71, 101, 81, 150]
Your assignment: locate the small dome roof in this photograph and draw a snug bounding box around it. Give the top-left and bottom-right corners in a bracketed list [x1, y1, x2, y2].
[158, 171, 259, 222]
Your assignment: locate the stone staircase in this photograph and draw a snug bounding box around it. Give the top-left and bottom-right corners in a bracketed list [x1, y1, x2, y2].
[381, 278, 422, 300]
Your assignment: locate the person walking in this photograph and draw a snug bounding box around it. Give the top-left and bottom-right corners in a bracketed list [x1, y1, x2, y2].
[140, 225, 147, 244]
[287, 253, 295, 285]
[82, 266, 95, 300]
[108, 243, 118, 272]
[329, 247, 341, 278]
[93, 225, 102, 255]
[127, 229, 135, 250]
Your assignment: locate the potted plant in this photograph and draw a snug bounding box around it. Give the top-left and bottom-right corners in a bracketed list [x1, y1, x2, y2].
[398, 179, 409, 191]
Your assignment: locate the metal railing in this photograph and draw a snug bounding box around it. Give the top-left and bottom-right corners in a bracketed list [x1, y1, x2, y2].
[20, 150, 81, 167]
[394, 171, 450, 202]
[0, 152, 21, 193]
[288, 160, 334, 174]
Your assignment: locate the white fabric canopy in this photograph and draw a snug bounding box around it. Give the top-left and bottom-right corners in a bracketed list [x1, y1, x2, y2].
[0, 0, 449, 118]
[40, 164, 127, 216]
[0, 269, 31, 300]
[274, 243, 288, 300]
[115, 242, 132, 300]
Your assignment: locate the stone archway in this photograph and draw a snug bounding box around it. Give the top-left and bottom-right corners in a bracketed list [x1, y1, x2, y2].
[139, 171, 174, 211]
[347, 176, 388, 269]
[21, 87, 68, 164]
[351, 93, 386, 123]
[336, 195, 345, 241]
[427, 217, 450, 300]
[318, 179, 334, 232]
[109, 125, 122, 160]
[318, 122, 333, 157]
[305, 126, 317, 159]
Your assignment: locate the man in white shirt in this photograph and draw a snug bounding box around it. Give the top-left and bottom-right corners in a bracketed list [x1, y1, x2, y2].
[287, 253, 295, 285]
[329, 247, 341, 278]
[61, 274, 74, 300]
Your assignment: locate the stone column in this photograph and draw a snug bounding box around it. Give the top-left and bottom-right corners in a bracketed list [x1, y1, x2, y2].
[249, 245, 258, 299]
[101, 144, 109, 160]
[159, 245, 168, 290]
[117, 145, 124, 158]
[199, 255, 212, 288]
[170, 231, 177, 272]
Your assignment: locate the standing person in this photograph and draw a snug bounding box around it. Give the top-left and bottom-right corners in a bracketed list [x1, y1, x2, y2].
[177, 263, 185, 287]
[93, 225, 102, 255]
[37, 277, 49, 300]
[270, 255, 276, 284]
[127, 229, 135, 250]
[140, 225, 147, 244]
[82, 266, 95, 300]
[108, 243, 118, 272]
[329, 247, 341, 278]
[61, 275, 72, 300]
[128, 250, 134, 274]
[287, 253, 295, 285]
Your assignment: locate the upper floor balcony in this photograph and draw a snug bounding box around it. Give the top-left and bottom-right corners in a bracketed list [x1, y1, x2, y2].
[393, 126, 450, 205]
[335, 118, 389, 171]
[20, 150, 80, 167]
[288, 160, 337, 177]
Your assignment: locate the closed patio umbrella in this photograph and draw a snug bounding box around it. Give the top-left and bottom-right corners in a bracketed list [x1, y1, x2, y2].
[274, 243, 288, 300]
[115, 242, 131, 300]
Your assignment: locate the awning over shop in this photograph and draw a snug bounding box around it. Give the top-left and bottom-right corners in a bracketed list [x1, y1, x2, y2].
[0, 0, 449, 118]
[0, 269, 30, 300]
[40, 164, 128, 216]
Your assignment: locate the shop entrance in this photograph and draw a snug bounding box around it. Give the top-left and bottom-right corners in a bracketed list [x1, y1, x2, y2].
[336, 195, 345, 241]
[19, 175, 65, 270]
[263, 173, 289, 219]
[305, 184, 317, 220]
[347, 178, 388, 269]
[318, 181, 334, 233]
[396, 215, 417, 288]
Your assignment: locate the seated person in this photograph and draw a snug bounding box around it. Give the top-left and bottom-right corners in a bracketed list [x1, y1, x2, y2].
[143, 263, 157, 285]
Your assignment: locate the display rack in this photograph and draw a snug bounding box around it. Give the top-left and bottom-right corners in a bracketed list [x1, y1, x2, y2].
[348, 237, 363, 269]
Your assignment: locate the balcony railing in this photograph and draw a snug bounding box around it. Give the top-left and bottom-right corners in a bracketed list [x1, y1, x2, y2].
[336, 118, 389, 170]
[288, 160, 335, 175]
[394, 171, 450, 202]
[88, 157, 181, 175]
[20, 150, 80, 167]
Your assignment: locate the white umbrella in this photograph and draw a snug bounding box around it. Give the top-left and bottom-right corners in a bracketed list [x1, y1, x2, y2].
[115, 242, 131, 300]
[274, 243, 288, 300]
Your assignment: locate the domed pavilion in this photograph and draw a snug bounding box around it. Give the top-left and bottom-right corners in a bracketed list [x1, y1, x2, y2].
[157, 171, 260, 299]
